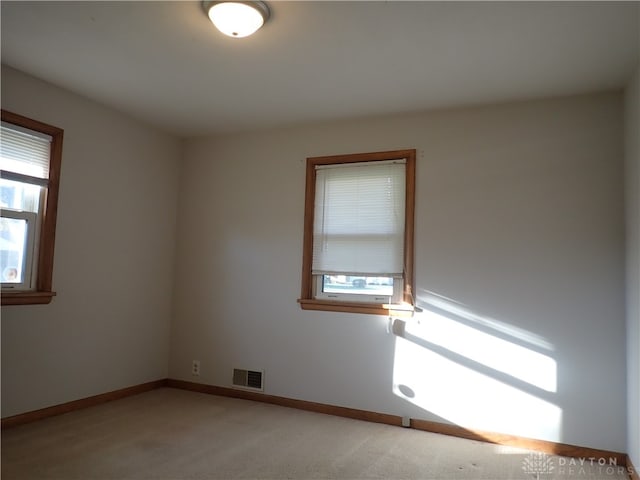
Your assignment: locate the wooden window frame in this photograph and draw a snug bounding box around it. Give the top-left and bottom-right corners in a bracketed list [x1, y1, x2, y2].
[1, 110, 63, 305]
[298, 149, 416, 315]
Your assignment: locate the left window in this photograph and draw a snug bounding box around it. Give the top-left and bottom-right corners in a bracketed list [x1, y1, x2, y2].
[1, 110, 63, 305]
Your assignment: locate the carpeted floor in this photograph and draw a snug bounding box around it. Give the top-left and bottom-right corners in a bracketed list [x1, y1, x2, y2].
[0, 388, 630, 480]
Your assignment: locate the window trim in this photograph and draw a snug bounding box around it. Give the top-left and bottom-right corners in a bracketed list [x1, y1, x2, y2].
[298, 149, 416, 315]
[1, 110, 63, 306]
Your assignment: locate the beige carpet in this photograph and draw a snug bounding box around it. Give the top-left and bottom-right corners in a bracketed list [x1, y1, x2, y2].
[1, 388, 630, 480]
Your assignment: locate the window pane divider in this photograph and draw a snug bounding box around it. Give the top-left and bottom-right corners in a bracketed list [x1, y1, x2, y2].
[0, 170, 50, 187]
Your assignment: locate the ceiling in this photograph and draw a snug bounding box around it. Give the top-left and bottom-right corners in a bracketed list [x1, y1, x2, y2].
[1, 1, 639, 138]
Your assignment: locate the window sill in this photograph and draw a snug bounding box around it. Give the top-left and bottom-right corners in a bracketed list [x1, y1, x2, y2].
[1, 291, 56, 306]
[298, 298, 413, 316]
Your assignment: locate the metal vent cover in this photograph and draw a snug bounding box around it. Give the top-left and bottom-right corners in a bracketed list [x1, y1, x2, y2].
[232, 368, 264, 391]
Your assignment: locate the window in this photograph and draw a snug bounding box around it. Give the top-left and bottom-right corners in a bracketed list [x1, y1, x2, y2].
[299, 149, 415, 315]
[1, 110, 63, 305]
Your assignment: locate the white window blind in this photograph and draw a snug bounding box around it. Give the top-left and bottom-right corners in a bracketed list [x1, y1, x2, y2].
[1, 122, 51, 180]
[312, 159, 406, 277]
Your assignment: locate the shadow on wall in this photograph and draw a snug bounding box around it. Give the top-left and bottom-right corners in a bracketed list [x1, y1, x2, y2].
[391, 290, 562, 442]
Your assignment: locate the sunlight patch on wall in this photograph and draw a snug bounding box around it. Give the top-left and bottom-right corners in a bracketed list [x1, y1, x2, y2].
[419, 291, 555, 352]
[392, 292, 562, 442]
[408, 308, 557, 393]
[393, 335, 562, 441]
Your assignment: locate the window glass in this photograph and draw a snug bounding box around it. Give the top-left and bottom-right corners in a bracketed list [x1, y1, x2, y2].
[0, 216, 28, 283]
[322, 275, 394, 296]
[0, 177, 42, 213]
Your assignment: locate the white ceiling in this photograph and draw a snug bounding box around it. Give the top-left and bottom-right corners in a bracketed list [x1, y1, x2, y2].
[1, 1, 639, 137]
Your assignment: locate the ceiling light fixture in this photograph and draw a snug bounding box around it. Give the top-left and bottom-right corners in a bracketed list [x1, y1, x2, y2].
[203, 1, 270, 38]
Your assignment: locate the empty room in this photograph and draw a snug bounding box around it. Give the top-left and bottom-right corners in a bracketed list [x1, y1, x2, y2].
[1, 1, 639, 479]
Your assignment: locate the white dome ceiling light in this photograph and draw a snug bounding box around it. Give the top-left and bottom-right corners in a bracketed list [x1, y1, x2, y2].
[203, 1, 270, 38]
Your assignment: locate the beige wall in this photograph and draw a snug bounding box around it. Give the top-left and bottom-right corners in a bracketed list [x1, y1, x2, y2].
[171, 92, 626, 451]
[0, 65, 629, 455]
[625, 64, 640, 470]
[1, 66, 181, 417]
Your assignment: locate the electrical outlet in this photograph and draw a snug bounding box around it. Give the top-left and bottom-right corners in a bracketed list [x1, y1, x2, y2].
[192, 360, 200, 376]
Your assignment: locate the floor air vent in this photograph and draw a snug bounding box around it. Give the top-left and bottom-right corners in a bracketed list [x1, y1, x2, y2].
[232, 368, 264, 391]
